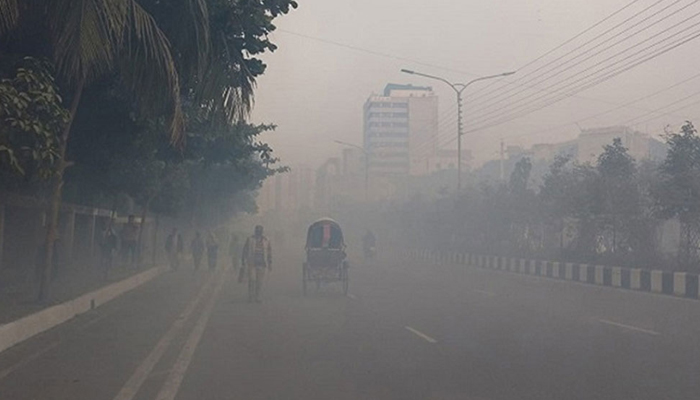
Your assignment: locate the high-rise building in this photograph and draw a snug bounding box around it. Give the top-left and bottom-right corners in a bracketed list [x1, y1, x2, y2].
[256, 164, 315, 215]
[363, 84, 438, 176]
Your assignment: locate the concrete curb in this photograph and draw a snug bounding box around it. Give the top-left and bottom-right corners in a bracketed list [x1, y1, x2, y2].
[403, 249, 700, 300]
[0, 266, 166, 354]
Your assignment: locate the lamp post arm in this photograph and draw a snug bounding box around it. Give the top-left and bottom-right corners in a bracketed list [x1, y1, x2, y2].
[401, 69, 457, 93]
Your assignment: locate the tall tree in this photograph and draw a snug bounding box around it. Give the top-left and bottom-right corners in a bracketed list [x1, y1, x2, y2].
[0, 57, 68, 181]
[597, 137, 638, 254]
[0, 0, 208, 300]
[656, 122, 700, 269]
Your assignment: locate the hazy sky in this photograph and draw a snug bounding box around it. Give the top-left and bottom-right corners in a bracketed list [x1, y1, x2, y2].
[250, 0, 700, 168]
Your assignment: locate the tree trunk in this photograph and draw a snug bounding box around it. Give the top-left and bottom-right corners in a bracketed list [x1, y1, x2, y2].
[136, 199, 152, 268]
[560, 218, 565, 249]
[38, 77, 85, 302]
[612, 216, 617, 254]
[152, 213, 159, 266]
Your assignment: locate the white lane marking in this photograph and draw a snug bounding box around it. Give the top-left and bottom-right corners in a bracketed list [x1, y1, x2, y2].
[405, 326, 438, 344]
[598, 319, 661, 336]
[475, 289, 496, 297]
[347, 294, 357, 300]
[0, 308, 118, 382]
[0, 341, 60, 381]
[112, 273, 217, 400]
[154, 268, 228, 400]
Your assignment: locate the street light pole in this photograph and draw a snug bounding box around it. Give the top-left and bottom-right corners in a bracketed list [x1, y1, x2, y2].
[401, 69, 515, 191]
[334, 140, 369, 202]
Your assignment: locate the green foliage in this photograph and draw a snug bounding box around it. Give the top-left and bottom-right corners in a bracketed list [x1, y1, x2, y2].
[509, 157, 532, 194]
[654, 122, 700, 267]
[595, 137, 640, 255]
[656, 122, 700, 223]
[540, 156, 600, 222]
[0, 57, 68, 178]
[143, 0, 298, 124]
[64, 82, 284, 223]
[0, 0, 206, 142]
[396, 136, 673, 267]
[2, 0, 296, 226]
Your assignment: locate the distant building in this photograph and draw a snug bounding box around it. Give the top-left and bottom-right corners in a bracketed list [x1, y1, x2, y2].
[423, 148, 473, 174]
[363, 83, 438, 177]
[477, 126, 667, 184]
[257, 164, 315, 215]
[521, 126, 664, 165]
[529, 141, 577, 163]
[577, 126, 664, 163]
[314, 158, 341, 212]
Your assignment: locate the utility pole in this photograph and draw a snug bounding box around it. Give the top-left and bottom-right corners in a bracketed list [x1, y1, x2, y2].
[401, 69, 516, 191]
[457, 92, 464, 189]
[500, 139, 506, 183]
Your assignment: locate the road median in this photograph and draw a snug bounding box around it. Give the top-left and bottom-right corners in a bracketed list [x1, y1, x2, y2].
[403, 249, 700, 300]
[0, 265, 166, 354]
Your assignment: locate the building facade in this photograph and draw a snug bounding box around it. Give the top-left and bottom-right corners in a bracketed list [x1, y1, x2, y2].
[257, 164, 315, 215]
[363, 84, 438, 177]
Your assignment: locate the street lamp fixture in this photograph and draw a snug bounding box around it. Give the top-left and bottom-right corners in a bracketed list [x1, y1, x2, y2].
[401, 68, 516, 191]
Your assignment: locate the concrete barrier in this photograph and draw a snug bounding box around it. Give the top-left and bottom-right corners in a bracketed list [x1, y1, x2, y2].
[0, 266, 165, 355]
[612, 267, 622, 287]
[579, 265, 589, 283]
[631, 269, 641, 290]
[651, 270, 663, 293]
[565, 263, 573, 280]
[552, 262, 560, 278]
[409, 248, 700, 301]
[594, 265, 605, 285]
[674, 273, 686, 297]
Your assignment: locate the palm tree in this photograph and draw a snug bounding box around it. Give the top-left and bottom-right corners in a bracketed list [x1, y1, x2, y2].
[0, 0, 208, 300]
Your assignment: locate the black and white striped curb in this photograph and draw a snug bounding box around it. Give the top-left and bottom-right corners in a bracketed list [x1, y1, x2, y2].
[403, 249, 700, 299]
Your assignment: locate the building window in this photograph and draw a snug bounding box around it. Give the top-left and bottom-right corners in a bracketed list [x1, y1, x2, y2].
[377, 132, 408, 138]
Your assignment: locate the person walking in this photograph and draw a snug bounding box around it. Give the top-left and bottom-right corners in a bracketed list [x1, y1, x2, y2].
[99, 221, 118, 278]
[176, 232, 184, 270]
[229, 232, 239, 269]
[363, 229, 377, 260]
[120, 215, 139, 267]
[191, 231, 205, 270]
[165, 228, 179, 270]
[241, 225, 272, 303]
[206, 231, 219, 270]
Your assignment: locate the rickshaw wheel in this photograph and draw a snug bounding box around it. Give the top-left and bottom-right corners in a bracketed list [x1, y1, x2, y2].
[302, 263, 308, 296]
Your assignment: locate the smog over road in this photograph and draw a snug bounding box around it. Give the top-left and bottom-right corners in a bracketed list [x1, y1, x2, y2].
[2, 1, 700, 399]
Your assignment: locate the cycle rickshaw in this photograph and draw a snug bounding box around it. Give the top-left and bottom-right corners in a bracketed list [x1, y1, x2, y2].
[303, 218, 349, 295]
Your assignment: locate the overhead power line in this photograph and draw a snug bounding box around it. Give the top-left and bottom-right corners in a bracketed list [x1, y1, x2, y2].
[275, 29, 480, 78]
[465, 0, 645, 100]
[467, 0, 693, 115]
[461, 16, 700, 135]
[500, 71, 700, 142]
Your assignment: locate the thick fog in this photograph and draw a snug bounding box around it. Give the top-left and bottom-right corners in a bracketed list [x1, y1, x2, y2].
[253, 0, 700, 168]
[5, 1, 700, 399]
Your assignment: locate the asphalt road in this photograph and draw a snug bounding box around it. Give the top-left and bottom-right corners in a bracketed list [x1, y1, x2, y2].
[1, 250, 700, 400]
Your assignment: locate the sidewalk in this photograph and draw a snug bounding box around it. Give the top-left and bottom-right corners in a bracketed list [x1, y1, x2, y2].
[0, 262, 152, 325]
